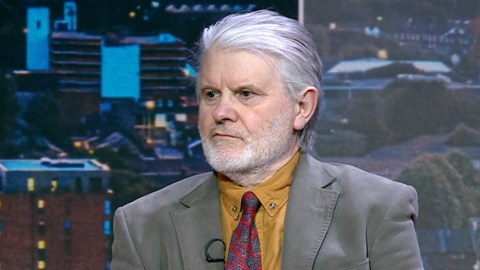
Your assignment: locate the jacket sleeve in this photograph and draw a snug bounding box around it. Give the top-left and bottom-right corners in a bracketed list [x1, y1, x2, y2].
[111, 207, 146, 270]
[369, 185, 424, 270]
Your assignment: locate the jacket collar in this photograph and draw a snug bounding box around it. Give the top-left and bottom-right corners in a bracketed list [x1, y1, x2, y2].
[281, 154, 340, 269]
[172, 173, 225, 270]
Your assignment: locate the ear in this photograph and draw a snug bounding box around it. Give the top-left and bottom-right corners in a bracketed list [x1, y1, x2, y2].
[293, 86, 318, 131]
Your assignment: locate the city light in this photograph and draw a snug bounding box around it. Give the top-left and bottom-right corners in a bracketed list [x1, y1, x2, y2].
[129, 11, 136, 19]
[377, 16, 383, 21]
[145, 100, 155, 110]
[329, 22, 337, 30]
[74, 141, 82, 148]
[378, 49, 388, 59]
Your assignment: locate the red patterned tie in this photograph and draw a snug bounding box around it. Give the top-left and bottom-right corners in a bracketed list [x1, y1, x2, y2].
[225, 191, 262, 270]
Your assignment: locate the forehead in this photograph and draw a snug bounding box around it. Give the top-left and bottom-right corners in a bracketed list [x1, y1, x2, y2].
[199, 49, 282, 89]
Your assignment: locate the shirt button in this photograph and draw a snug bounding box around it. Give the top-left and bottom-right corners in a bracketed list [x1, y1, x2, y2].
[232, 206, 237, 212]
[269, 203, 276, 210]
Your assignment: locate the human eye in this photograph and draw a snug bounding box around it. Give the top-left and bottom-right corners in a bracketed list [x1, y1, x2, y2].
[241, 91, 253, 97]
[202, 89, 219, 102]
[235, 87, 260, 104]
[237, 89, 258, 100]
[206, 91, 217, 98]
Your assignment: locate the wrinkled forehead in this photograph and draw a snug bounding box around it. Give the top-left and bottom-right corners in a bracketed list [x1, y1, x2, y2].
[203, 46, 281, 70]
[197, 47, 286, 93]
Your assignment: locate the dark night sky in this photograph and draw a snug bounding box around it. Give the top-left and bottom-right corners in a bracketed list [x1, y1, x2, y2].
[76, 0, 297, 46]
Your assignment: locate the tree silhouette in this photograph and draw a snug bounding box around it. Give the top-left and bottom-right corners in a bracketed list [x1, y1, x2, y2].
[397, 151, 480, 230]
[0, 71, 20, 157]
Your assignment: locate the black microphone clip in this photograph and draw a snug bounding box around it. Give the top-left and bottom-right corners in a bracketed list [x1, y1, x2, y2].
[205, 238, 226, 263]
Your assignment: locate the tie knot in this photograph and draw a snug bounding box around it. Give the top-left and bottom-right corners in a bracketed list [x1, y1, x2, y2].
[241, 191, 260, 214]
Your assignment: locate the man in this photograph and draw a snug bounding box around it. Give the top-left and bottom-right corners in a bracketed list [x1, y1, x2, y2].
[111, 10, 424, 270]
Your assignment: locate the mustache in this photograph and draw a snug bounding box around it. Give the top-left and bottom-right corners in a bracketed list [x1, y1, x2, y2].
[206, 124, 249, 142]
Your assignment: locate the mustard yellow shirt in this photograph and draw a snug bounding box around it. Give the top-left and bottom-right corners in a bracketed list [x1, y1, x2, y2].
[219, 151, 301, 270]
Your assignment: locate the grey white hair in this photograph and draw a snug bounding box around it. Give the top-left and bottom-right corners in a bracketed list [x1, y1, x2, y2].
[195, 9, 323, 150]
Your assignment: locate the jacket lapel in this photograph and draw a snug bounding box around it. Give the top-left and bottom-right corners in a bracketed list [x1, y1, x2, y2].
[171, 173, 225, 270]
[281, 155, 340, 270]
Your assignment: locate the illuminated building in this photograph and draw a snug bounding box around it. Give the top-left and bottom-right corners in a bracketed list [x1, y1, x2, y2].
[0, 159, 112, 269]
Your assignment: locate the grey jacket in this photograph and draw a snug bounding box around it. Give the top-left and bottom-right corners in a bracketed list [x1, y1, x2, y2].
[111, 154, 424, 270]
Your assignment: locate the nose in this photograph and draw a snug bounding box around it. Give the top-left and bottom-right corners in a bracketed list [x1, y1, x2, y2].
[212, 95, 238, 123]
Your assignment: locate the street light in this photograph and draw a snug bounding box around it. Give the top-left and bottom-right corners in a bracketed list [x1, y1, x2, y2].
[378, 49, 388, 59]
[145, 100, 155, 110]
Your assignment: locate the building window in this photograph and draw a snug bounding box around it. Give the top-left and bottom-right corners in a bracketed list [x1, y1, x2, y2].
[65, 200, 71, 216]
[51, 180, 59, 193]
[0, 201, 2, 210]
[38, 260, 46, 269]
[38, 199, 45, 214]
[38, 240, 47, 260]
[0, 175, 3, 191]
[38, 249, 47, 260]
[89, 177, 102, 193]
[104, 220, 112, 236]
[38, 221, 45, 236]
[38, 240, 46, 249]
[37, 20, 41, 29]
[65, 239, 72, 255]
[75, 177, 82, 193]
[28, 178, 35, 192]
[0, 221, 3, 235]
[64, 220, 72, 235]
[175, 113, 187, 122]
[154, 113, 167, 128]
[104, 200, 112, 215]
[38, 199, 46, 209]
[167, 99, 173, 107]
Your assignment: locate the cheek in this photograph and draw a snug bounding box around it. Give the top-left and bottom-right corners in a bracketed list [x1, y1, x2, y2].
[198, 107, 213, 133]
[240, 114, 263, 133]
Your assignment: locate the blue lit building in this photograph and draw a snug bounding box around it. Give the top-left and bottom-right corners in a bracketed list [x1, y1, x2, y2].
[27, 7, 50, 70]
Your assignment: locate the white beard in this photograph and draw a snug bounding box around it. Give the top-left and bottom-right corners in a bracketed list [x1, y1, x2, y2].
[200, 105, 297, 187]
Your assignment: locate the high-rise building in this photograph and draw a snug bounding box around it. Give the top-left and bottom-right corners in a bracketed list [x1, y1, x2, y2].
[27, 7, 50, 70]
[22, 5, 199, 149]
[50, 32, 191, 95]
[0, 158, 112, 270]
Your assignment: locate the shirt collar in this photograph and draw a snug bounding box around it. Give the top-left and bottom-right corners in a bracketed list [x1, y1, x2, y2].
[219, 150, 301, 219]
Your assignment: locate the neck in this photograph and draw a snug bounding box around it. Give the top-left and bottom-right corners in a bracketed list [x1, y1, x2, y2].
[221, 145, 300, 189]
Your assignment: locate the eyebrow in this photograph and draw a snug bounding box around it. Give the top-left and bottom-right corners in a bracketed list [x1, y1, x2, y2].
[200, 84, 218, 93]
[200, 84, 262, 93]
[234, 84, 259, 92]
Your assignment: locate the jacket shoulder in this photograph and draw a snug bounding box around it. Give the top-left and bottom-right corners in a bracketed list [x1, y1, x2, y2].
[305, 154, 410, 192]
[120, 172, 213, 218]
[297, 155, 417, 212]
[305, 155, 418, 219]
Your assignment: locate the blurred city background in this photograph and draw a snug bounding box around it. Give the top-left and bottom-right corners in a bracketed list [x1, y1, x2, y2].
[0, 0, 479, 269]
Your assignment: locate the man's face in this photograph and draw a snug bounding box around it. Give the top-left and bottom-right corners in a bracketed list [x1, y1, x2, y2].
[198, 49, 299, 181]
